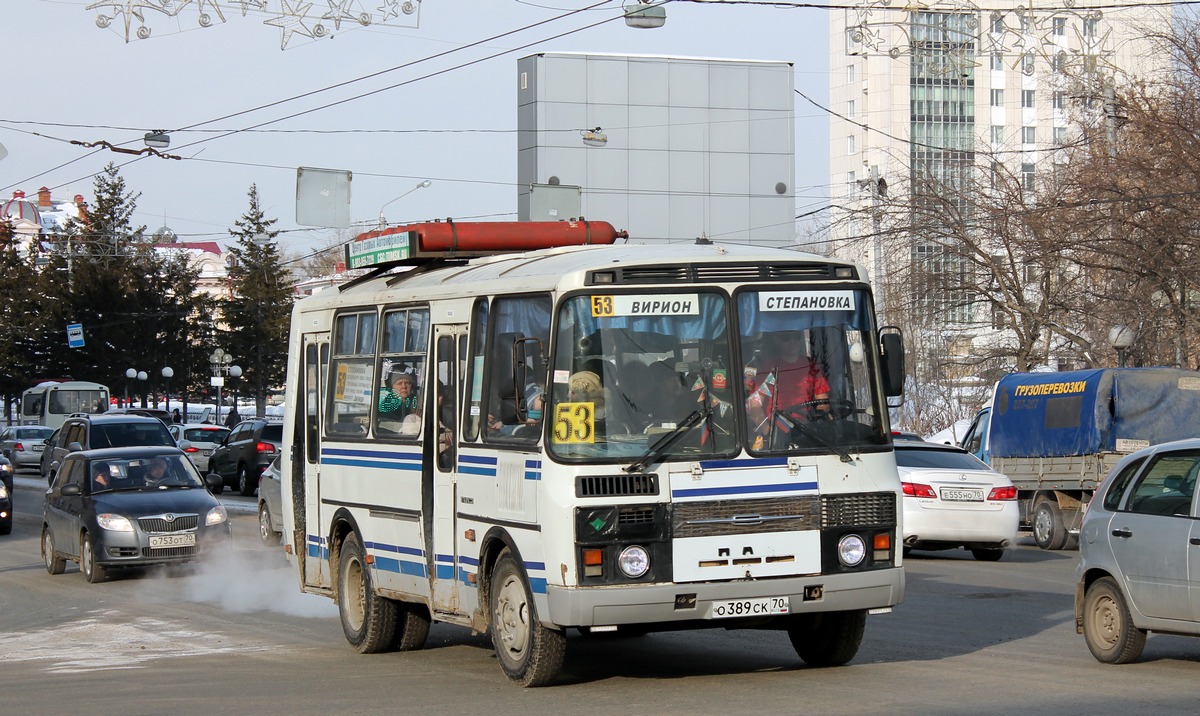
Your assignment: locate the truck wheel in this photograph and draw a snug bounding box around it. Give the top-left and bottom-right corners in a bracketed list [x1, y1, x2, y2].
[1032, 500, 1068, 550]
[787, 610, 866, 667]
[489, 549, 565, 686]
[337, 532, 397, 653]
[1082, 576, 1146, 664]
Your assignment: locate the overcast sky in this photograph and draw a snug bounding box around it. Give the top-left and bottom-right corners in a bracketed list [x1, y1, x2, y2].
[4, 1, 831, 260]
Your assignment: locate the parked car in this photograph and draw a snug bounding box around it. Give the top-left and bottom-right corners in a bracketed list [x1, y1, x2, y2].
[168, 423, 231, 474]
[1, 425, 55, 468]
[41, 414, 176, 485]
[105, 407, 173, 424]
[41, 446, 229, 582]
[896, 439, 1019, 561]
[209, 419, 282, 496]
[0, 455, 13, 535]
[1076, 438, 1200, 664]
[257, 456, 283, 545]
[39, 427, 62, 482]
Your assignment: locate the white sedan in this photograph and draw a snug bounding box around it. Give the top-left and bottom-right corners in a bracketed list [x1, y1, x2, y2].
[896, 440, 1018, 561]
[168, 423, 231, 474]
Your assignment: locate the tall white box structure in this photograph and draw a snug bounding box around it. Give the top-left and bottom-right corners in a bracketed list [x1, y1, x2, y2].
[517, 52, 796, 246]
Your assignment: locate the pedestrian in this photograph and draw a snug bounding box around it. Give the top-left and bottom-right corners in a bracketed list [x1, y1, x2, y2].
[171, 408, 182, 424]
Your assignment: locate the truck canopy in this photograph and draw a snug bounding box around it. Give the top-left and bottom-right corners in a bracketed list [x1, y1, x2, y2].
[989, 368, 1200, 458]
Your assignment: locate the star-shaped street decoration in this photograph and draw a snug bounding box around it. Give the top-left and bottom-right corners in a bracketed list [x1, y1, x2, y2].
[265, 0, 316, 50]
[322, 0, 358, 30]
[234, 0, 269, 16]
[377, 0, 400, 21]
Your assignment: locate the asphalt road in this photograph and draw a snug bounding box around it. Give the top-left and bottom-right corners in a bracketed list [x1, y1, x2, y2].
[2, 471, 1198, 715]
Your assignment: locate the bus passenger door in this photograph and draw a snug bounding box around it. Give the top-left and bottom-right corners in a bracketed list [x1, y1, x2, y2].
[429, 325, 465, 614]
[300, 334, 331, 589]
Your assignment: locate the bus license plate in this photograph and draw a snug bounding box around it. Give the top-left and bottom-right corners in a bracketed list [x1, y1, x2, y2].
[940, 488, 984, 502]
[149, 534, 196, 548]
[711, 596, 789, 619]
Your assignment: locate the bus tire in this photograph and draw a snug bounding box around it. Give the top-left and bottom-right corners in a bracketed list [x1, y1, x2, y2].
[337, 532, 397, 653]
[489, 549, 565, 687]
[1032, 499, 1068, 550]
[395, 603, 432, 651]
[787, 610, 865, 667]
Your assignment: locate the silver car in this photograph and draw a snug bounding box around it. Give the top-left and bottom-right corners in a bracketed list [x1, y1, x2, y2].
[256, 456, 283, 546]
[168, 424, 231, 474]
[1, 425, 55, 468]
[1076, 438, 1200, 663]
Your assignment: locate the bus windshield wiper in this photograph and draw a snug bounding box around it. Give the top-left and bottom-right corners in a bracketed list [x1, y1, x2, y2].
[774, 409, 854, 463]
[624, 408, 707, 474]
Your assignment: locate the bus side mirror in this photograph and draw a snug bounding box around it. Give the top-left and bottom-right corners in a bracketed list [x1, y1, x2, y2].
[879, 327, 905, 398]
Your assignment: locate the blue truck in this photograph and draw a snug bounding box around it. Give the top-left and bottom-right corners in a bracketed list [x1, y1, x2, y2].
[959, 367, 1200, 549]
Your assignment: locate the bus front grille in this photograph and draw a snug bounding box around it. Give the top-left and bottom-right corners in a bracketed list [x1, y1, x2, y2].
[672, 496, 821, 538]
[577, 473, 660, 498]
[821, 492, 896, 528]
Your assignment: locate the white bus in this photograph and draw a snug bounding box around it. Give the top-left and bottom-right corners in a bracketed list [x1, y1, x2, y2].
[21, 381, 111, 429]
[281, 220, 907, 686]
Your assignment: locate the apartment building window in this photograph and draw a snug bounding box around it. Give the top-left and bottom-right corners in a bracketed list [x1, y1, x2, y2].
[848, 134, 857, 154]
[1054, 126, 1068, 145]
[848, 64, 856, 84]
[1021, 15, 1033, 34]
[991, 89, 1004, 107]
[847, 170, 857, 194]
[1053, 91, 1066, 109]
[991, 125, 1005, 144]
[1022, 126, 1036, 144]
[847, 99, 856, 118]
[991, 52, 1004, 71]
[1050, 53, 1063, 72]
[1053, 17, 1066, 36]
[990, 13, 1004, 35]
[1021, 53, 1035, 75]
[1022, 90, 1035, 108]
[1084, 17, 1098, 38]
[1021, 162, 1035, 191]
[990, 161, 1004, 190]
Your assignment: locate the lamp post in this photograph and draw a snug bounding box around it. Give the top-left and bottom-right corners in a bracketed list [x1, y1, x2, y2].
[1108, 325, 1135, 368]
[378, 179, 431, 227]
[228, 365, 243, 425]
[137, 371, 148, 408]
[161, 366, 173, 412]
[124, 368, 136, 407]
[209, 349, 234, 424]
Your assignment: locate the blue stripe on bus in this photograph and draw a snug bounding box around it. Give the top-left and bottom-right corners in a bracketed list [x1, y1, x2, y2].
[322, 447, 423, 461]
[375, 556, 427, 578]
[322, 457, 422, 471]
[460, 555, 479, 566]
[698, 457, 789, 469]
[525, 459, 542, 469]
[459, 454, 498, 466]
[435, 564, 455, 580]
[367, 542, 424, 557]
[524, 471, 541, 481]
[459, 465, 497, 476]
[529, 577, 547, 594]
[524, 561, 546, 571]
[671, 481, 819, 498]
[435, 554, 455, 563]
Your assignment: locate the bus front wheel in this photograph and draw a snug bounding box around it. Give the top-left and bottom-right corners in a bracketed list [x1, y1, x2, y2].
[489, 549, 565, 687]
[337, 532, 397, 653]
[787, 610, 866, 667]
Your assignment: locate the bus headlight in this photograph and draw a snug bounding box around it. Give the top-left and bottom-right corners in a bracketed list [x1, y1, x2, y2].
[837, 534, 867, 567]
[617, 545, 650, 578]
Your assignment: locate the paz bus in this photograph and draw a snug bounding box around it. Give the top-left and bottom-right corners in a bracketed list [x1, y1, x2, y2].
[280, 219, 907, 686]
[21, 381, 110, 429]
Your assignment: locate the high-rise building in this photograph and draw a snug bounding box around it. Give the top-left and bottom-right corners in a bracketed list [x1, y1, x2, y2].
[828, 1, 1171, 331]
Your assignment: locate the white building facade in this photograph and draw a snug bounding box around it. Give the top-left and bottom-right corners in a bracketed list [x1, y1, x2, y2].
[828, 1, 1171, 327]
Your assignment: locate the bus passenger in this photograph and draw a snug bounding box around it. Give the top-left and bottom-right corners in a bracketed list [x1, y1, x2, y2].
[746, 332, 829, 438]
[379, 372, 420, 419]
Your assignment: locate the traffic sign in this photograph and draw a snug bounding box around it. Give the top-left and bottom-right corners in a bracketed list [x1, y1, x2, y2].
[66, 323, 85, 348]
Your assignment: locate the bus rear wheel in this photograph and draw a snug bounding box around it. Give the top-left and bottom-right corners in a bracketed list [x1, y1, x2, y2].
[489, 549, 565, 687]
[787, 610, 866, 667]
[338, 532, 397, 653]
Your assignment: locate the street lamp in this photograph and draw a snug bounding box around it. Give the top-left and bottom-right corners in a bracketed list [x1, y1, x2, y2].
[125, 368, 136, 407]
[209, 349, 234, 424]
[228, 365, 243, 424]
[378, 179, 431, 227]
[1108, 325, 1135, 368]
[161, 366, 174, 412]
[623, 0, 666, 28]
[137, 371, 148, 408]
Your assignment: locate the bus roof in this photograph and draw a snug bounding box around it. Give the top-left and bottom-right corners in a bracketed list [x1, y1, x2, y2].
[302, 241, 864, 313]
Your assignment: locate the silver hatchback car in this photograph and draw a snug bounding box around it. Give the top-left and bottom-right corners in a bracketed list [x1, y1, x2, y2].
[1076, 438, 1200, 663]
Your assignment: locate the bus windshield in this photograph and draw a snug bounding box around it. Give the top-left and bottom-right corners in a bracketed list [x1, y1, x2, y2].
[548, 287, 887, 462]
[549, 291, 737, 461]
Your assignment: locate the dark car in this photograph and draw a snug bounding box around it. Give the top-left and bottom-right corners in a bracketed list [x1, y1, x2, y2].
[41, 414, 176, 485]
[106, 407, 173, 424]
[209, 419, 282, 496]
[0, 455, 13, 535]
[41, 446, 230, 583]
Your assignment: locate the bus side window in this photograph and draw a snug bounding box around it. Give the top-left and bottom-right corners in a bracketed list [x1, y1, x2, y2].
[482, 295, 551, 442]
[325, 310, 377, 438]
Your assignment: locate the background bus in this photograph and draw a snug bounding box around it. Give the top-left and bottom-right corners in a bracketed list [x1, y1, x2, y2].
[21, 381, 110, 429]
